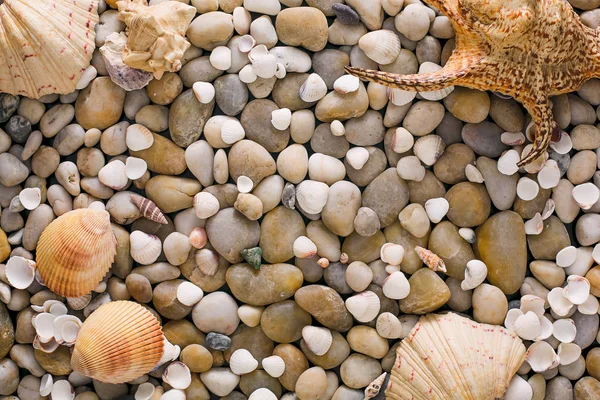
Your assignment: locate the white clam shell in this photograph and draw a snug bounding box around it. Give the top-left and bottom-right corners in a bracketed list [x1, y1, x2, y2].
[548, 287, 574, 317]
[417, 62, 454, 100]
[301, 326, 332, 356]
[461, 260, 487, 290]
[524, 213, 544, 235]
[572, 183, 600, 210]
[293, 236, 317, 259]
[413, 135, 445, 166]
[248, 388, 277, 400]
[275, 63, 286, 79]
[504, 308, 522, 332]
[239, 64, 258, 83]
[549, 131, 572, 154]
[237, 175, 254, 193]
[130, 231, 162, 265]
[229, 349, 259, 375]
[346, 147, 370, 170]
[194, 249, 220, 277]
[40, 374, 53, 397]
[538, 316, 554, 341]
[376, 312, 403, 339]
[538, 159, 560, 189]
[19, 188, 41, 210]
[513, 311, 541, 340]
[193, 192, 220, 219]
[135, 383, 156, 400]
[126, 157, 148, 180]
[330, 120, 345, 137]
[252, 54, 278, 78]
[220, 120, 246, 145]
[98, 160, 129, 190]
[271, 108, 292, 131]
[380, 243, 405, 266]
[209, 46, 232, 71]
[458, 228, 476, 244]
[358, 29, 401, 65]
[176, 281, 204, 306]
[162, 362, 192, 390]
[262, 356, 285, 378]
[556, 246, 577, 268]
[424, 197, 449, 223]
[6, 256, 36, 289]
[248, 44, 269, 61]
[497, 149, 520, 176]
[382, 271, 410, 300]
[299, 73, 327, 102]
[126, 124, 154, 152]
[564, 275, 590, 305]
[542, 199, 555, 220]
[558, 342, 581, 366]
[193, 82, 216, 104]
[391, 127, 414, 154]
[53, 314, 82, 345]
[295, 180, 329, 215]
[51, 380, 74, 400]
[238, 305, 264, 328]
[333, 75, 360, 94]
[578, 294, 599, 315]
[516, 177, 539, 201]
[525, 341, 560, 373]
[553, 318, 576, 343]
[159, 338, 181, 366]
[345, 291, 380, 323]
[34, 312, 56, 343]
[388, 87, 416, 106]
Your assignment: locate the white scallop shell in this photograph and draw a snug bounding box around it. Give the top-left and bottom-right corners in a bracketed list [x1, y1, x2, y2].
[176, 281, 204, 306]
[66, 293, 92, 311]
[578, 295, 599, 315]
[333, 75, 360, 94]
[271, 108, 292, 131]
[194, 249, 220, 277]
[413, 135, 446, 166]
[220, 120, 246, 145]
[391, 127, 414, 154]
[293, 236, 317, 259]
[465, 164, 484, 183]
[388, 87, 416, 106]
[549, 131, 572, 154]
[376, 312, 403, 339]
[19, 188, 41, 210]
[525, 341, 560, 373]
[162, 362, 192, 390]
[192, 82, 216, 104]
[53, 314, 82, 345]
[6, 256, 36, 289]
[159, 338, 181, 366]
[382, 271, 410, 300]
[248, 44, 269, 62]
[556, 246, 577, 268]
[301, 326, 332, 356]
[252, 54, 278, 79]
[572, 183, 600, 210]
[345, 291, 380, 323]
[295, 180, 329, 215]
[98, 160, 129, 190]
[160, 389, 185, 400]
[237, 176, 254, 194]
[380, 243, 405, 266]
[229, 349, 259, 375]
[513, 311, 541, 340]
[358, 29, 401, 65]
[130, 231, 162, 265]
[501, 132, 526, 146]
[126, 157, 148, 180]
[424, 197, 449, 223]
[261, 356, 285, 378]
[193, 192, 220, 219]
[548, 287, 574, 317]
[34, 312, 56, 343]
[238, 35, 256, 53]
[346, 147, 370, 170]
[209, 46, 232, 71]
[461, 260, 487, 290]
[126, 124, 154, 152]
[299, 73, 327, 102]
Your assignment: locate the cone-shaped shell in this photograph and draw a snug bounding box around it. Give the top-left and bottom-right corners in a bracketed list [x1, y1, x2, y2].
[0, 0, 99, 98]
[36, 209, 117, 297]
[71, 300, 164, 384]
[385, 313, 526, 400]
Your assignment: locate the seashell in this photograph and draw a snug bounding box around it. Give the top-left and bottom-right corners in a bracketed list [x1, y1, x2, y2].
[33, 336, 60, 353]
[40, 374, 53, 397]
[552, 318, 576, 343]
[251, 53, 278, 79]
[34, 312, 56, 343]
[295, 180, 329, 215]
[248, 388, 277, 400]
[238, 304, 264, 327]
[67, 293, 92, 311]
[460, 259, 487, 290]
[538, 159, 560, 189]
[524, 213, 544, 235]
[271, 108, 292, 131]
[542, 198, 555, 220]
[380, 243, 405, 266]
[497, 149, 520, 176]
[209, 46, 232, 71]
[189, 227, 208, 249]
[557, 342, 581, 366]
[130, 194, 168, 225]
[301, 326, 332, 356]
[564, 275, 590, 305]
[417, 62, 454, 100]
[100, 32, 153, 91]
[424, 197, 449, 224]
[413, 135, 446, 166]
[32, 300, 68, 316]
[176, 281, 204, 306]
[549, 131, 572, 154]
[382, 271, 410, 300]
[458, 228, 476, 243]
[389, 87, 417, 106]
[194, 248, 219, 277]
[547, 287, 574, 317]
[19, 188, 41, 210]
[358, 29, 401, 65]
[51, 380, 75, 400]
[238, 34, 256, 53]
[126, 157, 148, 181]
[130, 231, 162, 265]
[340, 252, 349, 264]
[333, 75, 360, 94]
[160, 389, 185, 400]
[193, 192, 220, 219]
[376, 312, 403, 339]
[516, 177, 539, 201]
[36, 209, 117, 297]
[53, 314, 82, 345]
[126, 124, 155, 152]
[345, 291, 380, 323]
[346, 147, 370, 170]
[275, 63, 287, 79]
[229, 348, 259, 375]
[239, 64, 258, 84]
[0, 0, 99, 98]
[116, 0, 196, 79]
[365, 373, 388, 400]
[317, 258, 329, 268]
[241, 247, 263, 270]
[504, 375, 532, 400]
[162, 362, 192, 390]
[521, 144, 548, 174]
[397, 157, 426, 181]
[299, 73, 328, 102]
[556, 245, 577, 268]
[293, 236, 318, 259]
[6, 256, 36, 290]
[262, 355, 285, 378]
[237, 175, 254, 194]
[385, 313, 526, 399]
[192, 82, 216, 104]
[578, 295, 599, 315]
[71, 301, 165, 384]
[159, 337, 181, 366]
[220, 120, 246, 145]
[513, 311, 541, 340]
[330, 120, 345, 137]
[391, 127, 414, 154]
[572, 183, 600, 210]
[415, 246, 447, 273]
[526, 341, 560, 373]
[135, 383, 155, 400]
[248, 44, 269, 62]
[501, 132, 526, 146]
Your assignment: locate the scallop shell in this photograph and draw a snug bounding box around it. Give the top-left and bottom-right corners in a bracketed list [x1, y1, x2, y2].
[194, 248, 219, 277]
[0, 0, 99, 98]
[237, 175, 254, 194]
[262, 355, 285, 378]
[299, 73, 328, 102]
[229, 349, 259, 375]
[116, 0, 196, 79]
[193, 192, 220, 219]
[251, 53, 278, 79]
[130, 231, 162, 265]
[358, 30, 401, 65]
[389, 87, 417, 106]
[239, 64, 258, 83]
[301, 326, 332, 356]
[345, 291, 380, 323]
[413, 135, 446, 166]
[71, 301, 165, 384]
[176, 281, 204, 307]
[525, 341, 560, 373]
[189, 227, 207, 249]
[293, 236, 318, 259]
[51, 380, 74, 400]
[126, 124, 154, 152]
[220, 120, 246, 145]
[295, 180, 329, 215]
[40, 375, 53, 397]
[384, 313, 526, 399]
[271, 108, 292, 131]
[130, 194, 168, 225]
[135, 383, 155, 400]
[415, 246, 447, 273]
[100, 32, 153, 91]
[572, 183, 600, 210]
[36, 209, 117, 297]
[382, 271, 410, 300]
[66, 293, 92, 311]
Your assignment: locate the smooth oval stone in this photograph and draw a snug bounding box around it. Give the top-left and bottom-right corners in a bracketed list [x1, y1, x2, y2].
[340, 353, 382, 389]
[228, 140, 276, 185]
[315, 82, 369, 122]
[530, 260, 566, 289]
[306, 220, 342, 262]
[428, 221, 475, 279]
[259, 206, 306, 264]
[130, 132, 186, 175]
[341, 230, 386, 264]
[433, 143, 475, 184]
[475, 211, 527, 294]
[152, 279, 191, 319]
[300, 330, 350, 369]
[407, 170, 446, 206]
[295, 285, 353, 332]
[527, 216, 570, 260]
[324, 262, 353, 295]
[260, 300, 312, 343]
[181, 344, 213, 373]
[362, 168, 409, 228]
[241, 100, 291, 152]
[546, 376, 573, 400]
[34, 345, 72, 375]
[224, 325, 275, 365]
[240, 370, 282, 398]
[477, 156, 518, 210]
[322, 180, 362, 237]
[0, 302, 14, 358]
[399, 268, 451, 314]
[345, 147, 387, 187]
[273, 344, 309, 391]
[206, 208, 260, 263]
[445, 182, 491, 227]
[163, 319, 206, 349]
[226, 263, 304, 306]
[573, 312, 599, 349]
[192, 291, 239, 335]
[472, 283, 508, 325]
[575, 377, 600, 399]
[145, 176, 201, 213]
[75, 77, 125, 130]
[169, 89, 215, 147]
[214, 74, 248, 116]
[310, 123, 350, 158]
[344, 110, 385, 146]
[346, 325, 389, 359]
[383, 221, 429, 274]
[461, 121, 508, 157]
[513, 185, 551, 219]
[0, 93, 19, 123]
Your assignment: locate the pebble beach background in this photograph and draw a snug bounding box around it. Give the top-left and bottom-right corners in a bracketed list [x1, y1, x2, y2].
[3, 0, 600, 399]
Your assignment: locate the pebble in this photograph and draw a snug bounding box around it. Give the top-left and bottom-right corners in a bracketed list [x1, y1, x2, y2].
[433, 143, 476, 184]
[567, 150, 596, 184]
[145, 176, 201, 213]
[241, 100, 290, 152]
[428, 221, 475, 279]
[295, 367, 327, 399]
[573, 312, 599, 349]
[276, 8, 329, 51]
[315, 82, 369, 122]
[75, 77, 125, 130]
[340, 353, 382, 389]
[445, 182, 491, 227]
[399, 268, 451, 314]
[273, 344, 309, 391]
[295, 285, 353, 332]
[6, 115, 31, 144]
[214, 74, 248, 116]
[472, 283, 508, 325]
[169, 90, 215, 148]
[135, 105, 169, 133]
[461, 122, 508, 157]
[344, 110, 386, 146]
[259, 206, 305, 263]
[226, 263, 303, 306]
[187, 12, 234, 50]
[0, 302, 14, 358]
[310, 123, 349, 158]
[0, 359, 19, 395]
[571, 124, 600, 150]
[34, 346, 72, 375]
[362, 168, 409, 228]
[228, 140, 276, 186]
[575, 377, 600, 399]
[0, 153, 29, 186]
[206, 208, 260, 263]
[346, 325, 388, 359]
[527, 216, 570, 260]
[546, 376, 573, 400]
[477, 156, 518, 210]
[192, 291, 240, 335]
[206, 332, 232, 351]
[0, 93, 19, 123]
[130, 132, 186, 175]
[261, 300, 311, 343]
[273, 73, 316, 111]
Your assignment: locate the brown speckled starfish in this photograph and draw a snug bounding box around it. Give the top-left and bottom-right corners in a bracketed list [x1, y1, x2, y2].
[346, 0, 600, 166]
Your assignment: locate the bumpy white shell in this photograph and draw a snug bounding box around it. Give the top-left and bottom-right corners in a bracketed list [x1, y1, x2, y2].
[413, 135, 446, 166]
[229, 349, 259, 375]
[262, 355, 285, 378]
[295, 180, 329, 215]
[345, 291, 380, 323]
[126, 124, 154, 152]
[220, 120, 246, 145]
[302, 326, 332, 356]
[98, 161, 129, 190]
[129, 231, 162, 265]
[176, 281, 204, 306]
[382, 271, 410, 300]
[193, 192, 220, 219]
[358, 29, 401, 65]
[299, 73, 327, 102]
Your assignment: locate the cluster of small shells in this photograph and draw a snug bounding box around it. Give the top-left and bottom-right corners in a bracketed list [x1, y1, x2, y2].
[3, 0, 600, 399]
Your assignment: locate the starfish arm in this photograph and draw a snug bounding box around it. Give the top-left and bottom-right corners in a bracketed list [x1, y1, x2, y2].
[517, 95, 555, 167]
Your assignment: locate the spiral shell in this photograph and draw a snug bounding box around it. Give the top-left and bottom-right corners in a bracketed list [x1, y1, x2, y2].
[130, 194, 168, 224]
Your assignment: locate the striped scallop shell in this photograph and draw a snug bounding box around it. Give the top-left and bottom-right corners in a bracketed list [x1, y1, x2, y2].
[71, 301, 165, 384]
[36, 209, 117, 298]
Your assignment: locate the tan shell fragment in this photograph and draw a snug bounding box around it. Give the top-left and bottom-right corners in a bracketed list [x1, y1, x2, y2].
[0, 0, 99, 98]
[116, 0, 196, 79]
[385, 313, 526, 400]
[100, 32, 153, 91]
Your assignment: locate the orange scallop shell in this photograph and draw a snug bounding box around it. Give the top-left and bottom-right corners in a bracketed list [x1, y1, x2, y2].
[36, 208, 117, 297]
[71, 301, 165, 384]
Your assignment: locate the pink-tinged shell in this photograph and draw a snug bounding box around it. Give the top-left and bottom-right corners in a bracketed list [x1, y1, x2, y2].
[414, 246, 446, 273]
[130, 194, 168, 224]
[188, 227, 207, 249]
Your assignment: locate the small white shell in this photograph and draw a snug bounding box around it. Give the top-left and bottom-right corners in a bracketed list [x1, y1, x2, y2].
[252, 54, 278, 79]
[557, 342, 582, 366]
[130, 231, 162, 265]
[135, 383, 156, 400]
[229, 349, 259, 375]
[210, 46, 232, 71]
[193, 82, 216, 104]
[299, 73, 327, 102]
[33, 336, 60, 353]
[556, 246, 577, 268]
[524, 213, 544, 235]
[564, 275, 590, 305]
[572, 183, 600, 210]
[301, 326, 332, 356]
[497, 149, 520, 176]
[380, 243, 405, 266]
[330, 120, 345, 137]
[578, 295, 599, 315]
[6, 256, 36, 289]
[248, 388, 277, 400]
[126, 157, 148, 180]
[358, 29, 401, 65]
[553, 318, 576, 343]
[248, 44, 269, 62]
[413, 135, 445, 166]
[376, 312, 403, 339]
[516, 177, 539, 201]
[126, 124, 154, 151]
[262, 355, 285, 378]
[98, 160, 128, 190]
[238, 305, 264, 328]
[295, 180, 329, 215]
[293, 236, 317, 259]
[345, 291, 380, 323]
[382, 271, 410, 300]
[501, 132, 526, 146]
[537, 315, 554, 341]
[53, 314, 82, 345]
[333, 75, 360, 94]
[346, 147, 370, 170]
[538, 159, 560, 189]
[520, 295, 545, 318]
[513, 311, 541, 340]
[460, 260, 487, 290]
[221, 120, 246, 145]
[388, 87, 416, 106]
[51, 380, 75, 400]
[424, 197, 449, 223]
[34, 312, 56, 343]
[525, 341, 560, 373]
[417, 62, 454, 100]
[548, 287, 574, 317]
[238, 35, 256, 53]
[162, 362, 192, 390]
[159, 338, 181, 366]
[549, 131, 572, 154]
[40, 374, 53, 397]
[237, 176, 254, 193]
[391, 127, 414, 154]
[275, 63, 286, 79]
[19, 188, 41, 210]
[176, 281, 204, 306]
[271, 108, 292, 131]
[458, 228, 476, 244]
[239, 64, 258, 83]
[193, 192, 220, 219]
[504, 375, 533, 400]
[542, 199, 555, 220]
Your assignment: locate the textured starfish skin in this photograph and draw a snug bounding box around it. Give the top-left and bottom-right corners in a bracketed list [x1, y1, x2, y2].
[346, 0, 600, 166]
